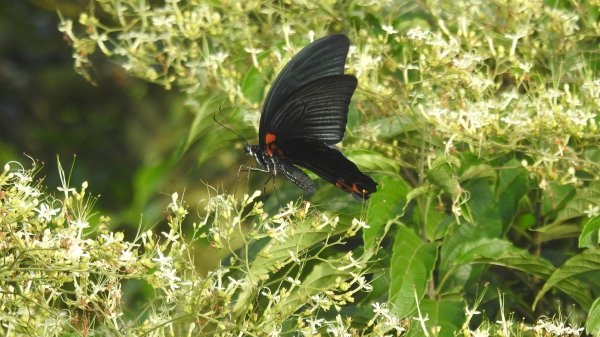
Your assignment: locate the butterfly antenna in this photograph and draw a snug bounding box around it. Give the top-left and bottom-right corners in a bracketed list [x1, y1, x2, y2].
[213, 107, 250, 148]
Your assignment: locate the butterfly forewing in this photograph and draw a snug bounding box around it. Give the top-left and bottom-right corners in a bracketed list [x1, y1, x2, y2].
[260, 35, 351, 145]
[265, 75, 357, 144]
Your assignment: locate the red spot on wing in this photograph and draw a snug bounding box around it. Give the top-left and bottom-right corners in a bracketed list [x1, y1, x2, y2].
[335, 179, 371, 198]
[265, 133, 284, 157]
[265, 133, 276, 145]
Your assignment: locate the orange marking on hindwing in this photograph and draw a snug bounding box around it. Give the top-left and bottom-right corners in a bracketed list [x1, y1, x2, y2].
[336, 179, 368, 197]
[265, 133, 277, 156]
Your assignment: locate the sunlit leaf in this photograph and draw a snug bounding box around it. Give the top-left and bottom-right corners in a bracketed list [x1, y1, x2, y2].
[413, 299, 465, 337]
[587, 297, 600, 336]
[552, 182, 600, 224]
[532, 223, 583, 242]
[365, 175, 409, 251]
[427, 158, 461, 199]
[232, 214, 349, 318]
[496, 160, 530, 231]
[580, 215, 600, 248]
[533, 248, 600, 309]
[241, 66, 265, 104]
[460, 164, 495, 182]
[346, 148, 401, 174]
[389, 224, 437, 317]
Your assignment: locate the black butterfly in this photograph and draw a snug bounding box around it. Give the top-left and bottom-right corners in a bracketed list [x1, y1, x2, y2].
[245, 34, 377, 200]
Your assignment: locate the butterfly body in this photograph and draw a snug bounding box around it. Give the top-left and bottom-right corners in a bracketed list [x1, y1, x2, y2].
[248, 34, 377, 200]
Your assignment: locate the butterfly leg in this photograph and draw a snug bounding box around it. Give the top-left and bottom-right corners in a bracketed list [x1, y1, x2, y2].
[234, 165, 270, 198]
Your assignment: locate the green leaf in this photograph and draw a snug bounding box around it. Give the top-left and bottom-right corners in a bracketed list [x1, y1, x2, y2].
[241, 66, 265, 104]
[453, 238, 513, 264]
[533, 248, 600, 309]
[427, 159, 461, 199]
[584, 149, 600, 164]
[463, 178, 503, 237]
[441, 235, 591, 309]
[496, 160, 530, 231]
[410, 299, 465, 337]
[460, 164, 496, 182]
[470, 246, 590, 309]
[273, 257, 349, 318]
[345, 148, 401, 174]
[586, 297, 600, 336]
[232, 214, 348, 318]
[580, 215, 600, 248]
[365, 175, 409, 252]
[389, 224, 437, 317]
[532, 223, 582, 242]
[552, 182, 600, 224]
[362, 115, 420, 139]
[439, 223, 490, 292]
[541, 181, 575, 217]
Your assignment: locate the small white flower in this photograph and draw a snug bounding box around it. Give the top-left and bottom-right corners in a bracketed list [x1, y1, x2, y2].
[518, 62, 533, 73]
[584, 204, 600, 218]
[120, 250, 137, 263]
[286, 277, 301, 286]
[67, 241, 89, 261]
[72, 219, 90, 230]
[152, 250, 173, 267]
[406, 26, 430, 41]
[351, 218, 370, 230]
[244, 46, 264, 68]
[161, 230, 180, 242]
[152, 15, 175, 29]
[34, 203, 60, 222]
[381, 24, 398, 35]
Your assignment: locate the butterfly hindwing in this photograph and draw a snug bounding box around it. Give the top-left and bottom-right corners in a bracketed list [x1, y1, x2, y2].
[275, 159, 316, 193]
[275, 138, 377, 199]
[262, 75, 357, 146]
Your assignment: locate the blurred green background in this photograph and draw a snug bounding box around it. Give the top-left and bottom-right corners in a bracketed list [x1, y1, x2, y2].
[0, 1, 368, 226]
[1, 1, 228, 228]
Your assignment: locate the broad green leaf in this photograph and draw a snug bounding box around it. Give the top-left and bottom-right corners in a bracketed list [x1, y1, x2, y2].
[407, 299, 464, 337]
[532, 223, 582, 242]
[552, 182, 600, 224]
[541, 181, 575, 217]
[362, 115, 420, 139]
[389, 224, 437, 317]
[232, 214, 349, 318]
[443, 235, 591, 309]
[272, 256, 350, 318]
[453, 238, 513, 264]
[584, 149, 600, 164]
[365, 175, 409, 251]
[425, 203, 452, 241]
[533, 248, 600, 309]
[580, 215, 600, 248]
[463, 178, 503, 237]
[496, 160, 530, 231]
[427, 158, 461, 199]
[586, 297, 600, 336]
[241, 66, 265, 104]
[515, 213, 536, 231]
[439, 223, 492, 292]
[346, 149, 401, 174]
[460, 164, 495, 182]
